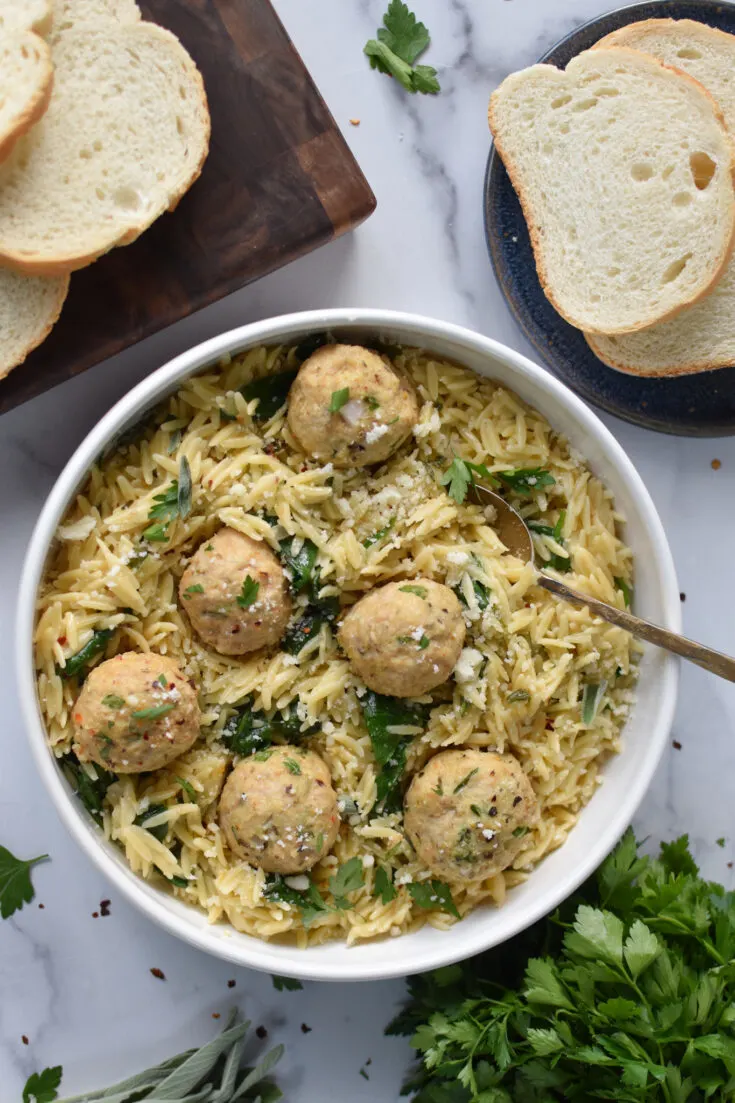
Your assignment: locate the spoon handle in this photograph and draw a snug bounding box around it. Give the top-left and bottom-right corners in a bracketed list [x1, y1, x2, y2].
[538, 574, 735, 682]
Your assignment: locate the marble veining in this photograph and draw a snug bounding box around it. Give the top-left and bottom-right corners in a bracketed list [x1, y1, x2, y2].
[2, 1, 735, 1098]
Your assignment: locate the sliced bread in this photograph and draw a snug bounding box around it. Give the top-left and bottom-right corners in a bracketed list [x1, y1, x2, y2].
[0, 269, 68, 380]
[588, 20, 735, 375]
[0, 22, 209, 276]
[0, 0, 52, 35]
[0, 31, 53, 164]
[50, 0, 141, 39]
[488, 47, 735, 335]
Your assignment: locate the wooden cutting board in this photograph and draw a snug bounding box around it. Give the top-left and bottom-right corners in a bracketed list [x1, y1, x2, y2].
[0, 0, 376, 414]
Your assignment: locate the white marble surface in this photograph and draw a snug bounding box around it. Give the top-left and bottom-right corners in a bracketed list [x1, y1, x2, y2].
[3, 0, 735, 1098]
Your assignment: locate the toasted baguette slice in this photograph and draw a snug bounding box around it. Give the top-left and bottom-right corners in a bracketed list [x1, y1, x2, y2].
[0, 0, 52, 35]
[588, 20, 735, 375]
[0, 269, 68, 380]
[0, 31, 53, 164]
[50, 0, 141, 40]
[0, 22, 209, 276]
[489, 47, 735, 335]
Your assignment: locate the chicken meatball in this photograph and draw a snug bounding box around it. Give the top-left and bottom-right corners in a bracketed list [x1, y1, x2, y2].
[339, 579, 465, 698]
[73, 652, 200, 773]
[179, 528, 292, 656]
[218, 746, 340, 874]
[287, 343, 419, 468]
[404, 749, 539, 882]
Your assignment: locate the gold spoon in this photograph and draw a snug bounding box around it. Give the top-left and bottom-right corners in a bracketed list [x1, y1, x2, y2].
[470, 480, 735, 682]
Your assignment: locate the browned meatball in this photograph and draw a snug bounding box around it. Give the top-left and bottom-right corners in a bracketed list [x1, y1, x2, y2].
[404, 749, 539, 882]
[287, 343, 419, 467]
[339, 579, 465, 697]
[72, 652, 200, 773]
[179, 528, 291, 656]
[218, 746, 340, 874]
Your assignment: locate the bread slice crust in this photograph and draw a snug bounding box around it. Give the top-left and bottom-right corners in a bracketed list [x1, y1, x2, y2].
[0, 22, 210, 277]
[0, 270, 69, 380]
[489, 46, 735, 335]
[586, 19, 735, 375]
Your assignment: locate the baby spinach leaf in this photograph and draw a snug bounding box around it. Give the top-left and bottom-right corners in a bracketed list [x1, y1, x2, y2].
[240, 370, 298, 422]
[361, 692, 429, 811]
[56, 628, 115, 679]
[134, 804, 169, 842]
[61, 754, 115, 824]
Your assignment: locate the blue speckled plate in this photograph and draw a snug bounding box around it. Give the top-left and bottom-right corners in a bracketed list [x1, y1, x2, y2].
[485, 0, 735, 437]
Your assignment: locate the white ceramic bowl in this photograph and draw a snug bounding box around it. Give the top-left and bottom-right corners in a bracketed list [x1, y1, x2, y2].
[17, 309, 680, 982]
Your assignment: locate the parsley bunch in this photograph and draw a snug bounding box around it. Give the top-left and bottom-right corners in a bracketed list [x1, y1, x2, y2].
[390, 831, 735, 1101]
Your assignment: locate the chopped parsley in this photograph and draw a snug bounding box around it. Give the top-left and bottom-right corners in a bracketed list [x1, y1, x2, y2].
[132, 703, 174, 721]
[142, 483, 179, 543]
[512, 825, 529, 838]
[95, 733, 114, 760]
[271, 974, 303, 992]
[453, 767, 478, 794]
[329, 387, 350, 413]
[581, 680, 607, 725]
[497, 467, 555, 496]
[176, 776, 197, 802]
[365, 395, 380, 410]
[184, 584, 204, 596]
[236, 575, 260, 608]
[507, 689, 530, 703]
[408, 879, 459, 918]
[364, 0, 440, 94]
[441, 457, 556, 506]
[0, 845, 48, 920]
[264, 874, 330, 927]
[374, 866, 397, 905]
[363, 516, 396, 548]
[22, 1066, 62, 1103]
[329, 857, 365, 909]
[102, 694, 125, 709]
[399, 584, 428, 599]
[284, 758, 302, 776]
[418, 633, 430, 649]
[441, 457, 495, 505]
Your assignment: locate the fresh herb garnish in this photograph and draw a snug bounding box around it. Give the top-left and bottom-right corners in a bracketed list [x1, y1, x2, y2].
[582, 680, 607, 725]
[176, 776, 197, 802]
[391, 830, 735, 1103]
[177, 455, 192, 519]
[45, 1009, 282, 1103]
[507, 689, 530, 703]
[455, 578, 491, 611]
[57, 628, 114, 679]
[615, 576, 634, 608]
[441, 457, 556, 506]
[364, 516, 396, 548]
[169, 875, 189, 888]
[453, 768, 478, 794]
[134, 804, 169, 842]
[272, 974, 303, 992]
[284, 758, 302, 776]
[132, 703, 174, 721]
[330, 857, 365, 909]
[0, 845, 47, 919]
[329, 387, 351, 413]
[241, 369, 298, 421]
[365, 395, 380, 411]
[61, 754, 115, 824]
[221, 700, 313, 757]
[237, 575, 260, 608]
[184, 584, 204, 596]
[167, 428, 182, 455]
[528, 509, 572, 572]
[143, 481, 179, 542]
[102, 694, 125, 709]
[23, 1067, 62, 1103]
[512, 824, 529, 838]
[399, 584, 428, 599]
[95, 732, 114, 760]
[408, 879, 460, 918]
[264, 874, 331, 927]
[364, 0, 440, 95]
[281, 596, 340, 655]
[418, 634, 430, 649]
[374, 866, 397, 905]
[361, 691, 429, 811]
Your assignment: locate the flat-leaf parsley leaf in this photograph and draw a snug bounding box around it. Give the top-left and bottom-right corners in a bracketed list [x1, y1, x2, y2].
[237, 575, 260, 608]
[364, 1, 440, 95]
[22, 1066, 62, 1103]
[0, 845, 48, 919]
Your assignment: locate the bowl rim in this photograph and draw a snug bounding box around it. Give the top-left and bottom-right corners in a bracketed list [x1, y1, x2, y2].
[16, 308, 681, 981]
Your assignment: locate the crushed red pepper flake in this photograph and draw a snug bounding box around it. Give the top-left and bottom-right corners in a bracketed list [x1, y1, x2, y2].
[711, 459, 722, 470]
[672, 740, 682, 750]
[256, 1025, 268, 1039]
[92, 911, 99, 918]
[21, 1035, 29, 1045]
[150, 967, 166, 980]
[212, 1012, 221, 1020]
[38, 903, 44, 909]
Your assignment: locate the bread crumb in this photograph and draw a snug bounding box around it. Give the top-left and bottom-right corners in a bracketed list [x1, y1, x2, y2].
[349, 118, 360, 126]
